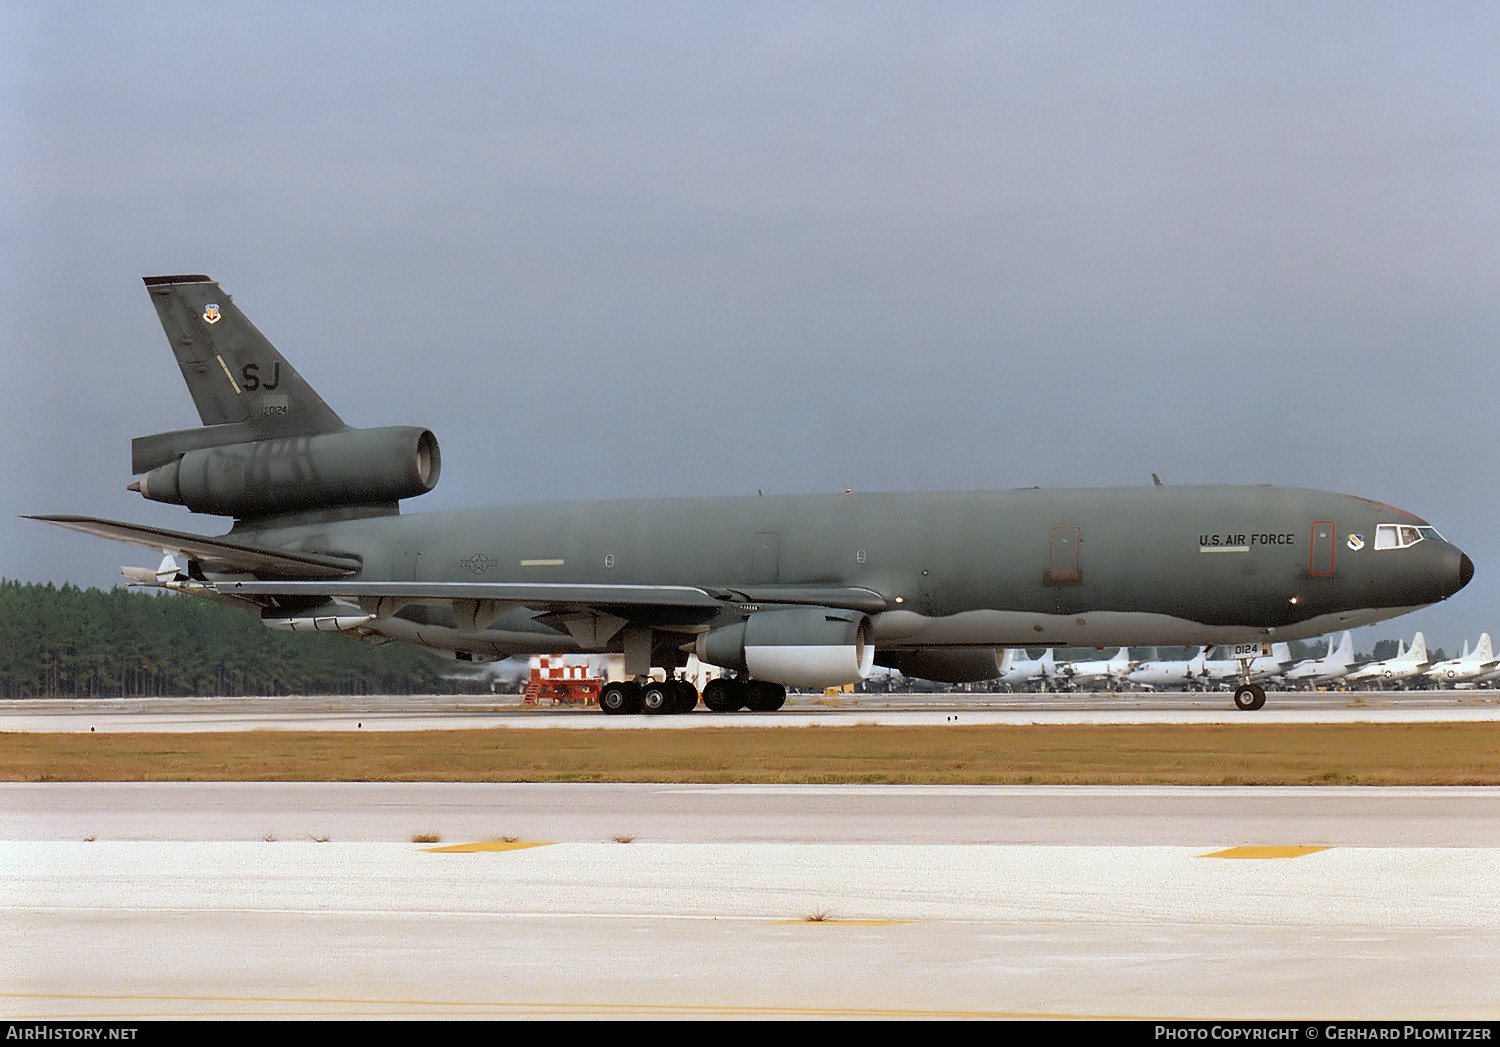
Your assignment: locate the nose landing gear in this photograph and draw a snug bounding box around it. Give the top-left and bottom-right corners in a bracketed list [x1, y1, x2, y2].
[1233, 681, 1267, 711]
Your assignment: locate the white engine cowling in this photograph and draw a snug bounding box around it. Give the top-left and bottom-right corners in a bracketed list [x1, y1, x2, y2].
[695, 607, 875, 689]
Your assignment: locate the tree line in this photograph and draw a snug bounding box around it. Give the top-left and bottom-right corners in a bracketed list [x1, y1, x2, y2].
[0, 579, 449, 698]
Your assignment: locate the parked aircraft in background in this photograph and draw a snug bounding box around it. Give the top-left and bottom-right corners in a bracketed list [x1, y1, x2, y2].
[998, 648, 1056, 690]
[1054, 648, 1133, 690]
[1125, 648, 1207, 690]
[1281, 631, 1357, 689]
[1423, 634, 1496, 687]
[1199, 643, 1296, 687]
[1123, 642, 1295, 691]
[1344, 633, 1430, 687]
[31, 275, 1474, 714]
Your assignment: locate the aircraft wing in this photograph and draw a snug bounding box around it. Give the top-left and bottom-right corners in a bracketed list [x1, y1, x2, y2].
[214, 579, 724, 609]
[211, 580, 889, 639]
[28, 513, 888, 631]
[30, 513, 890, 647]
[27, 515, 361, 579]
[211, 579, 888, 614]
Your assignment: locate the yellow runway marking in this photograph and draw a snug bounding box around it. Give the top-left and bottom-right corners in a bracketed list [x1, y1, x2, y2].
[1201, 845, 1329, 859]
[426, 840, 553, 852]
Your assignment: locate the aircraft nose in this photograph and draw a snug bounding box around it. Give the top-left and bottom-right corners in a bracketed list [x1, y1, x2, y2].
[1408, 545, 1473, 605]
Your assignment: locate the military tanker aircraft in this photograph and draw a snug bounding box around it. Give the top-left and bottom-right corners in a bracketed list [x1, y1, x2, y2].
[31, 275, 1474, 712]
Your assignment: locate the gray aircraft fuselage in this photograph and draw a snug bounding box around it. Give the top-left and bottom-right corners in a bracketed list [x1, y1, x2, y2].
[234, 483, 1470, 657]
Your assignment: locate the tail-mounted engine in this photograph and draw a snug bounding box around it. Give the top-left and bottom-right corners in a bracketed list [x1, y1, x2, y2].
[131, 425, 440, 518]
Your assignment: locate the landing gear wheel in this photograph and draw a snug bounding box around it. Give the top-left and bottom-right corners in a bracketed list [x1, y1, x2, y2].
[599, 681, 643, 715]
[1233, 683, 1267, 711]
[702, 679, 743, 712]
[744, 681, 787, 712]
[673, 681, 699, 713]
[642, 682, 676, 715]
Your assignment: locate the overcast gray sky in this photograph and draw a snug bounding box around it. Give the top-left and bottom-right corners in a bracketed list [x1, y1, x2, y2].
[5, 2, 1497, 654]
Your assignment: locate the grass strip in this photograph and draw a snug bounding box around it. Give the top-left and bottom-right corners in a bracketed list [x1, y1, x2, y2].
[3, 723, 1498, 785]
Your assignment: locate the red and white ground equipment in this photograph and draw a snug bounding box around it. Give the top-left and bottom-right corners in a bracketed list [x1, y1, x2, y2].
[522, 656, 603, 706]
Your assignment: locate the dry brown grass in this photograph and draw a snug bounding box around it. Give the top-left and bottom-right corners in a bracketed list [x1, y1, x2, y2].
[1, 723, 1498, 785]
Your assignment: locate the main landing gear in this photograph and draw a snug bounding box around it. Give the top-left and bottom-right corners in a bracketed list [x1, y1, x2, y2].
[702, 678, 786, 712]
[598, 677, 787, 714]
[597, 680, 641, 715]
[599, 678, 701, 715]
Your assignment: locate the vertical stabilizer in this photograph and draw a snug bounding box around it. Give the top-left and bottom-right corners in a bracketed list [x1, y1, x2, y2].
[1333, 630, 1354, 666]
[142, 275, 343, 435]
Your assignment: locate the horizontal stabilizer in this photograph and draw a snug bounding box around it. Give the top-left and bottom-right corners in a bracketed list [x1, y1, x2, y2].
[26, 515, 360, 579]
[132, 422, 274, 476]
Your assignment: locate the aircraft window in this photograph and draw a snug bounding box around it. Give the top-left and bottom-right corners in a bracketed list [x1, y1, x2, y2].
[1374, 523, 1432, 550]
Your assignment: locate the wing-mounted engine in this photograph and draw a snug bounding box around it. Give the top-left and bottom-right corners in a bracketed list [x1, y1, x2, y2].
[131, 425, 440, 518]
[695, 606, 875, 689]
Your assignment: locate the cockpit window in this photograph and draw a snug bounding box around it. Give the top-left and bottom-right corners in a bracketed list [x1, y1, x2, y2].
[1374, 523, 1444, 550]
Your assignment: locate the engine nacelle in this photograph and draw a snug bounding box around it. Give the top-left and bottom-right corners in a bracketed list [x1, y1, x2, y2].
[879, 647, 1005, 684]
[133, 426, 440, 518]
[695, 607, 875, 689]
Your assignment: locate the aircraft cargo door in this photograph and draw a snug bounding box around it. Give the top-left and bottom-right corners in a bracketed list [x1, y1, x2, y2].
[1048, 526, 1082, 584]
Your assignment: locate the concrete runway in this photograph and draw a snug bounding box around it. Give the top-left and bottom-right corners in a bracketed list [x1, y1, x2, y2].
[3, 783, 1498, 1020]
[3, 696, 1498, 1019]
